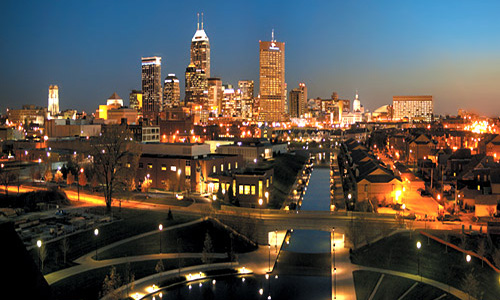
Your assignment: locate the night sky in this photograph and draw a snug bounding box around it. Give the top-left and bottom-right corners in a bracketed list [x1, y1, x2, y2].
[1, 0, 500, 116]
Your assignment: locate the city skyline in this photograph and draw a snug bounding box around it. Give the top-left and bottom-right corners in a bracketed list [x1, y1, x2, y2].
[1, 0, 500, 116]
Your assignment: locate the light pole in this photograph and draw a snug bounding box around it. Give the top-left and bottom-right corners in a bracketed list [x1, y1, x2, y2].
[94, 228, 99, 260]
[259, 198, 263, 218]
[159, 224, 163, 253]
[275, 229, 278, 253]
[465, 254, 472, 300]
[37, 240, 42, 269]
[268, 244, 271, 272]
[78, 168, 83, 202]
[332, 227, 337, 300]
[416, 241, 421, 281]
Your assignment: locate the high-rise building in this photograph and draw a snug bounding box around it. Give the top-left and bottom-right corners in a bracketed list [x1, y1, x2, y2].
[289, 83, 307, 118]
[163, 74, 180, 109]
[393, 95, 433, 122]
[129, 90, 143, 111]
[185, 63, 207, 105]
[191, 13, 210, 77]
[208, 78, 223, 114]
[141, 56, 162, 120]
[48, 85, 59, 116]
[259, 31, 286, 122]
[238, 80, 254, 119]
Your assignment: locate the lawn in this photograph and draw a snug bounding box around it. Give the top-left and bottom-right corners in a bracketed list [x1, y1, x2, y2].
[353, 270, 460, 300]
[352, 232, 500, 300]
[32, 208, 195, 274]
[97, 219, 257, 260]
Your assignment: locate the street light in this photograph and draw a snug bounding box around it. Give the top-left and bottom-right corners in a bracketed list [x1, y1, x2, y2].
[78, 168, 83, 202]
[159, 224, 163, 253]
[37, 240, 42, 269]
[416, 241, 422, 281]
[259, 198, 263, 218]
[94, 228, 99, 260]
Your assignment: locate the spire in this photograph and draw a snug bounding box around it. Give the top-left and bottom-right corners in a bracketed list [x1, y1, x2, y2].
[355, 89, 359, 100]
[197, 13, 200, 30]
[271, 28, 275, 42]
[201, 12, 204, 30]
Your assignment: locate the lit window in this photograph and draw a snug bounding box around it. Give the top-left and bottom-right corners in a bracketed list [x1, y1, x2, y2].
[161, 164, 167, 171]
[259, 180, 263, 197]
[244, 185, 250, 195]
[213, 166, 216, 173]
[239, 185, 243, 194]
[235, 162, 238, 169]
[251, 185, 256, 195]
[148, 163, 153, 169]
[171, 166, 177, 172]
[266, 179, 269, 188]
[228, 163, 231, 170]
[221, 164, 224, 172]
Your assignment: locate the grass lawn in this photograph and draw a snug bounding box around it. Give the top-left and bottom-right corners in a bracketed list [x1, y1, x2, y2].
[353, 270, 460, 300]
[33, 208, 195, 274]
[352, 232, 500, 300]
[97, 219, 257, 260]
[50, 257, 208, 300]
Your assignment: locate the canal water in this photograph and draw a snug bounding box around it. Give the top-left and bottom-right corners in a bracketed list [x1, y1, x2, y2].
[144, 159, 334, 300]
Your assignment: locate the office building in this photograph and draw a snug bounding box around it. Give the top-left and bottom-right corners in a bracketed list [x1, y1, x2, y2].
[141, 56, 162, 120]
[208, 77, 223, 114]
[393, 95, 433, 122]
[129, 90, 143, 111]
[48, 85, 59, 117]
[289, 83, 307, 118]
[239, 80, 254, 119]
[259, 31, 286, 122]
[185, 63, 207, 105]
[163, 74, 180, 109]
[191, 13, 210, 77]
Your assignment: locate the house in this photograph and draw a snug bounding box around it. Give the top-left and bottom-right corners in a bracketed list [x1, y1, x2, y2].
[475, 195, 499, 217]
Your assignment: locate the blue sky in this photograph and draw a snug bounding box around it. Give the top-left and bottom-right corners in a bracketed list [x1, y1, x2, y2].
[1, 0, 500, 116]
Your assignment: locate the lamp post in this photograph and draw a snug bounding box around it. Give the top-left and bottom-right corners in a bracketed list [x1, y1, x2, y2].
[37, 240, 42, 269]
[268, 244, 271, 272]
[159, 224, 163, 253]
[78, 168, 83, 202]
[259, 198, 263, 218]
[465, 254, 472, 300]
[94, 228, 99, 260]
[332, 227, 337, 300]
[416, 241, 422, 281]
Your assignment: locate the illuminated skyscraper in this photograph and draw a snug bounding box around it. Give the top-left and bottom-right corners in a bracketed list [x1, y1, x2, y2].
[259, 31, 286, 122]
[208, 77, 223, 114]
[289, 83, 307, 118]
[48, 85, 59, 116]
[393, 95, 433, 122]
[191, 13, 210, 77]
[141, 56, 162, 120]
[185, 63, 207, 105]
[163, 74, 180, 109]
[129, 90, 143, 111]
[239, 80, 254, 119]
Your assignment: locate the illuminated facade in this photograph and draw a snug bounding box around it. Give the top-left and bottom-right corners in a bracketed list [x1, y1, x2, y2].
[141, 57, 162, 120]
[48, 85, 59, 117]
[129, 90, 143, 111]
[163, 74, 180, 109]
[208, 77, 223, 114]
[393, 95, 433, 122]
[238, 80, 254, 119]
[289, 83, 307, 118]
[191, 13, 210, 77]
[259, 32, 286, 122]
[185, 63, 207, 105]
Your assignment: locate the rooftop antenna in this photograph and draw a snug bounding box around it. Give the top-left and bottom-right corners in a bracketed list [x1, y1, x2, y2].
[197, 13, 200, 30]
[201, 12, 204, 30]
[271, 28, 275, 42]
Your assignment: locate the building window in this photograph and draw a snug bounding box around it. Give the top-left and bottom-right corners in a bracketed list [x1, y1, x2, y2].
[185, 165, 191, 178]
[213, 165, 216, 173]
[244, 185, 250, 195]
[139, 163, 144, 169]
[270, 175, 272, 184]
[161, 164, 167, 171]
[266, 179, 269, 188]
[171, 166, 177, 172]
[148, 163, 153, 169]
[221, 164, 224, 172]
[126, 163, 131, 168]
[259, 180, 263, 197]
[239, 185, 244, 195]
[251, 185, 256, 195]
[235, 162, 238, 169]
[228, 163, 231, 170]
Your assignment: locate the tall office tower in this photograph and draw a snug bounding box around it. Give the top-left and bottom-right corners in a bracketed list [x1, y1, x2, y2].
[208, 77, 223, 114]
[48, 85, 59, 116]
[185, 63, 207, 105]
[238, 80, 254, 119]
[129, 90, 143, 111]
[393, 95, 433, 122]
[191, 13, 210, 77]
[222, 84, 237, 117]
[163, 74, 181, 109]
[289, 83, 307, 118]
[259, 31, 286, 122]
[141, 56, 162, 120]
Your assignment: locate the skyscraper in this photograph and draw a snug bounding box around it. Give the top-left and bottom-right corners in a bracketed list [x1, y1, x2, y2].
[129, 90, 143, 111]
[239, 80, 254, 119]
[48, 85, 59, 117]
[185, 63, 207, 105]
[141, 56, 162, 121]
[163, 74, 180, 109]
[393, 95, 433, 122]
[191, 13, 210, 77]
[259, 31, 286, 122]
[208, 77, 223, 114]
[289, 83, 307, 118]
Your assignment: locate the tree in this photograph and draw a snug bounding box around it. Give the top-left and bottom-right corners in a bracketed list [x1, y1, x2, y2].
[0, 169, 16, 196]
[44, 168, 53, 183]
[39, 244, 47, 272]
[141, 176, 152, 197]
[89, 125, 140, 213]
[216, 185, 224, 201]
[461, 270, 482, 300]
[66, 171, 75, 186]
[167, 208, 173, 220]
[60, 237, 70, 265]
[493, 248, 500, 268]
[123, 261, 135, 297]
[459, 234, 467, 250]
[79, 171, 88, 187]
[486, 206, 496, 217]
[125, 177, 136, 192]
[54, 170, 64, 185]
[202, 231, 214, 265]
[476, 238, 486, 267]
[91, 174, 99, 192]
[101, 266, 122, 300]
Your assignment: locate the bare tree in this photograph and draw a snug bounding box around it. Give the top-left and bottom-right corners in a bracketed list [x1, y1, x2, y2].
[60, 237, 70, 265]
[54, 170, 64, 185]
[89, 125, 140, 213]
[155, 259, 165, 274]
[461, 270, 483, 300]
[39, 244, 48, 272]
[492, 248, 500, 268]
[459, 234, 467, 250]
[0, 169, 16, 196]
[476, 238, 486, 267]
[44, 168, 53, 183]
[202, 231, 214, 265]
[486, 206, 496, 217]
[123, 261, 135, 297]
[101, 266, 122, 300]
